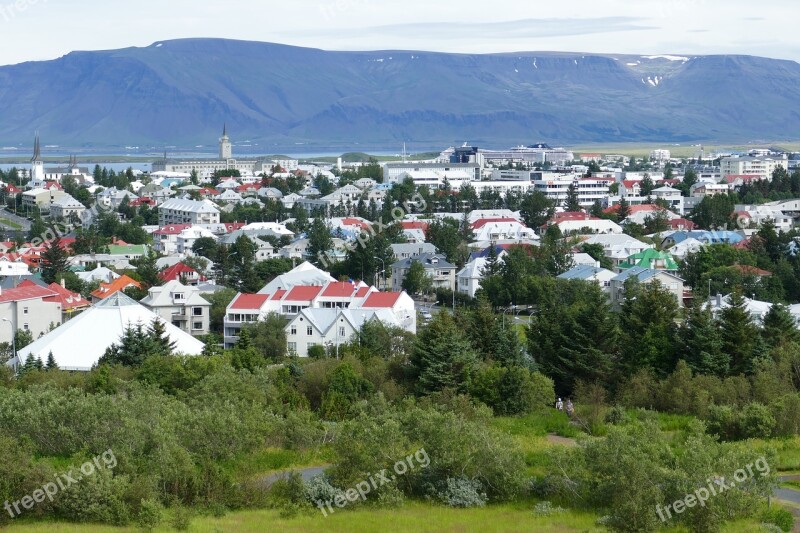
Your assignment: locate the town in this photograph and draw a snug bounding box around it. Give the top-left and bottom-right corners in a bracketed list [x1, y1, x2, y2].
[4, 129, 800, 531]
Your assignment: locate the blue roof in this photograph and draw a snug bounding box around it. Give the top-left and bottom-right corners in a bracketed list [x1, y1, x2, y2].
[612, 266, 683, 283]
[668, 230, 744, 245]
[469, 244, 505, 261]
[558, 265, 607, 280]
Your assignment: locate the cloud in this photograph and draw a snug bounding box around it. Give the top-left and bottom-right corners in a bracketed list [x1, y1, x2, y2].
[286, 16, 656, 44]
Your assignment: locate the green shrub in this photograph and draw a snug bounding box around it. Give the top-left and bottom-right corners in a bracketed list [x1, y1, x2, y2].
[434, 476, 487, 508]
[136, 498, 162, 531]
[761, 508, 794, 532]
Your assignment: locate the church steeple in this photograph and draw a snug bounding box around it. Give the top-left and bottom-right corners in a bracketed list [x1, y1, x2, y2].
[219, 123, 232, 160]
[31, 132, 42, 163]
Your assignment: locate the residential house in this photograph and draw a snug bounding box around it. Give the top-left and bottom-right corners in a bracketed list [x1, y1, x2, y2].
[49, 194, 86, 221]
[96, 187, 138, 208]
[22, 188, 66, 211]
[159, 199, 221, 225]
[610, 267, 685, 308]
[391, 243, 438, 261]
[558, 264, 616, 292]
[0, 284, 63, 344]
[140, 280, 211, 336]
[159, 262, 207, 285]
[90, 274, 142, 302]
[618, 249, 679, 272]
[391, 253, 456, 292]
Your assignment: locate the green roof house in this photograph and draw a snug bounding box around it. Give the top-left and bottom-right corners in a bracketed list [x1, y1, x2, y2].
[618, 249, 678, 271]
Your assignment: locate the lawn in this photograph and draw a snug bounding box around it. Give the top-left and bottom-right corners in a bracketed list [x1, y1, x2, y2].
[4, 502, 769, 533]
[0, 216, 22, 229]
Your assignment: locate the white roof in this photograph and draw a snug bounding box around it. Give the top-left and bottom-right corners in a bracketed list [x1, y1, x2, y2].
[259, 261, 336, 294]
[457, 257, 488, 279]
[160, 198, 220, 214]
[140, 280, 210, 308]
[11, 292, 204, 371]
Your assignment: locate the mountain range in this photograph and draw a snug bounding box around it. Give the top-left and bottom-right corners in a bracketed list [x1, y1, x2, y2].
[1, 38, 800, 149]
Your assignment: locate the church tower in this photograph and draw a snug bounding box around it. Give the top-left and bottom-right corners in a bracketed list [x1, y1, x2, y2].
[30, 132, 44, 182]
[219, 123, 232, 160]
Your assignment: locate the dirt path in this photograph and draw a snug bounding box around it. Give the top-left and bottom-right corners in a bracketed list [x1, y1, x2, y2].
[546, 434, 577, 447]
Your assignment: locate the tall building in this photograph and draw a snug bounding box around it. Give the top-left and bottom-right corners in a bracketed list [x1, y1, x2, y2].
[30, 133, 44, 182]
[219, 123, 232, 160]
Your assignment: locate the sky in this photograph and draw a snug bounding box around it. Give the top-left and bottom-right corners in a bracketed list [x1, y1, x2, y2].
[0, 0, 797, 66]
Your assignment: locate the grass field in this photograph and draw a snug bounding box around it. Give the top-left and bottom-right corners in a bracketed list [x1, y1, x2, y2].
[0, 217, 22, 229]
[4, 502, 769, 533]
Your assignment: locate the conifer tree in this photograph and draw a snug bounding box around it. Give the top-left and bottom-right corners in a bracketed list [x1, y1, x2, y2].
[46, 351, 58, 370]
[678, 299, 727, 376]
[762, 302, 800, 348]
[719, 289, 760, 375]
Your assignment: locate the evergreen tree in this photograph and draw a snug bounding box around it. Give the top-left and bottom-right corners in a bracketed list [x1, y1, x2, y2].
[229, 236, 261, 293]
[40, 234, 70, 284]
[640, 174, 655, 196]
[411, 311, 478, 394]
[616, 196, 631, 221]
[307, 217, 334, 267]
[719, 289, 760, 375]
[762, 302, 800, 348]
[481, 243, 500, 277]
[130, 249, 162, 288]
[148, 319, 177, 356]
[564, 183, 581, 212]
[678, 299, 727, 376]
[519, 190, 554, 229]
[619, 279, 679, 376]
[99, 322, 160, 366]
[46, 351, 58, 370]
[589, 200, 605, 218]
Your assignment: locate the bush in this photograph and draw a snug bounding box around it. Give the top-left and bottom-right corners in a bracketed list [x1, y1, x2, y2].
[739, 403, 776, 439]
[761, 508, 794, 532]
[604, 405, 630, 425]
[533, 500, 565, 517]
[307, 345, 326, 359]
[170, 505, 192, 531]
[53, 468, 131, 525]
[303, 475, 344, 506]
[136, 498, 162, 531]
[434, 476, 487, 508]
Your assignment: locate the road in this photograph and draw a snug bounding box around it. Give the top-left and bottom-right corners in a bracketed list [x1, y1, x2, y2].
[0, 207, 32, 233]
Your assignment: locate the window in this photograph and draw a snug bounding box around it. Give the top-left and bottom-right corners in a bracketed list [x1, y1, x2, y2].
[23, 307, 28, 315]
[288, 342, 297, 352]
[307, 326, 313, 336]
[172, 293, 185, 301]
[290, 326, 297, 335]
[23, 324, 29, 331]
[193, 321, 203, 330]
[339, 327, 346, 337]
[192, 307, 203, 316]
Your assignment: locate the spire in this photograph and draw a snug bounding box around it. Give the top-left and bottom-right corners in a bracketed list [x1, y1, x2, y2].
[31, 132, 41, 162]
[222, 122, 227, 138]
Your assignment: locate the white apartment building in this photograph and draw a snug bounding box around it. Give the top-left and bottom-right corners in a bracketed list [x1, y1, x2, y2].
[159, 198, 221, 226]
[383, 163, 481, 184]
[720, 156, 788, 181]
[532, 176, 614, 208]
[650, 149, 671, 161]
[49, 194, 86, 221]
[0, 285, 63, 344]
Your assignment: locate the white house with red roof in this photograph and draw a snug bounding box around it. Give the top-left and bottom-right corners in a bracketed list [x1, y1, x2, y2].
[0, 283, 64, 344]
[153, 224, 193, 255]
[224, 262, 415, 348]
[159, 262, 207, 285]
[471, 218, 536, 242]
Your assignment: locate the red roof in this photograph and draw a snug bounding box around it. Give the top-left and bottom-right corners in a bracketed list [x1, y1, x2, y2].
[154, 224, 192, 236]
[223, 222, 246, 233]
[400, 221, 429, 231]
[362, 292, 402, 308]
[604, 204, 662, 215]
[5, 184, 21, 193]
[321, 281, 358, 298]
[236, 183, 260, 192]
[44, 282, 90, 311]
[230, 293, 271, 310]
[0, 284, 57, 304]
[727, 174, 762, 183]
[355, 286, 371, 298]
[622, 180, 641, 189]
[471, 218, 522, 230]
[159, 262, 206, 283]
[284, 285, 323, 301]
[129, 198, 155, 207]
[90, 275, 141, 300]
[550, 211, 595, 223]
[199, 187, 220, 196]
[43, 182, 63, 190]
[271, 289, 287, 301]
[668, 218, 697, 230]
[340, 218, 372, 230]
[731, 265, 772, 277]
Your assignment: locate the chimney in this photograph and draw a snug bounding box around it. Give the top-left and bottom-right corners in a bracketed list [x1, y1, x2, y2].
[716, 293, 722, 307]
[61, 278, 66, 288]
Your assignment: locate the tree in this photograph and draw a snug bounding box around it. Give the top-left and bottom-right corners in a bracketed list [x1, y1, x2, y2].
[426, 218, 468, 267]
[616, 196, 631, 222]
[130, 249, 162, 288]
[45, 351, 58, 370]
[307, 217, 334, 267]
[678, 299, 727, 376]
[563, 183, 581, 212]
[640, 174, 655, 197]
[40, 234, 70, 284]
[762, 302, 800, 348]
[718, 289, 760, 375]
[229, 236, 261, 293]
[519, 190, 554, 229]
[619, 279, 679, 376]
[99, 322, 161, 366]
[240, 313, 288, 361]
[411, 311, 479, 394]
[402, 261, 432, 296]
[191, 237, 218, 259]
[148, 319, 177, 357]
